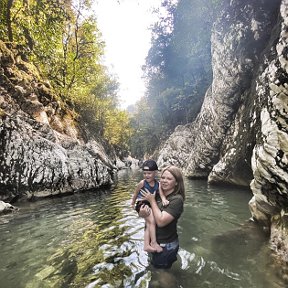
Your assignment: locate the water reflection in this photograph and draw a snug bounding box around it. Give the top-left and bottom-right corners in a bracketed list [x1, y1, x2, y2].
[0, 169, 286, 287]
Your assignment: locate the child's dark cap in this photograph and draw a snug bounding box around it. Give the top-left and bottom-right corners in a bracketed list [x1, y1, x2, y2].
[142, 159, 158, 171]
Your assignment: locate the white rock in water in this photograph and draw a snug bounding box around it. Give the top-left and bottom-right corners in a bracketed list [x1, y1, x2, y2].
[0, 201, 16, 213]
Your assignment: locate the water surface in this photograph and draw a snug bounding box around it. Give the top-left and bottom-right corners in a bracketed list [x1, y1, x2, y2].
[0, 168, 285, 287]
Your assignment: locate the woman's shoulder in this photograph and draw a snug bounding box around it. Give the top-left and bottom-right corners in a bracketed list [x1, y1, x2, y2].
[164, 193, 184, 218]
[170, 193, 184, 201]
[168, 193, 184, 206]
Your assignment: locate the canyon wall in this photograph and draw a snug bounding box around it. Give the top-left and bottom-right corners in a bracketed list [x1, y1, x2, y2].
[158, 0, 288, 262]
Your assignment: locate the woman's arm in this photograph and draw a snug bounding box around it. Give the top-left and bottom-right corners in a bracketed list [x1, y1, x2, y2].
[141, 190, 174, 227]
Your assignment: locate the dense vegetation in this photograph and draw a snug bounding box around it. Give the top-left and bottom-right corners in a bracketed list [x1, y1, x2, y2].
[129, 0, 225, 158]
[1, 0, 224, 159]
[0, 0, 132, 153]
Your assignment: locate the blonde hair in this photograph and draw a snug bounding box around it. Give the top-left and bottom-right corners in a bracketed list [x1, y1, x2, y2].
[160, 165, 185, 200]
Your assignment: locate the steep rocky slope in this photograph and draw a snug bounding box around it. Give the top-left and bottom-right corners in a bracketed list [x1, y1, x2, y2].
[158, 0, 288, 262]
[0, 41, 116, 202]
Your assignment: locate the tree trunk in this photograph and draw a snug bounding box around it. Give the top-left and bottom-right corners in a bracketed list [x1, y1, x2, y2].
[6, 0, 14, 42]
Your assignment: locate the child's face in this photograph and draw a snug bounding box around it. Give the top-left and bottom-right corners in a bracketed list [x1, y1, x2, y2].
[143, 170, 157, 183]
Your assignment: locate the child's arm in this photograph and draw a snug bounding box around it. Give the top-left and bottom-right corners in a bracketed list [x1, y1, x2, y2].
[131, 180, 145, 208]
[159, 182, 169, 206]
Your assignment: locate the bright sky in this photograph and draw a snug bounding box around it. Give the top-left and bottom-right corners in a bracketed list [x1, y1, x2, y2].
[93, 0, 162, 109]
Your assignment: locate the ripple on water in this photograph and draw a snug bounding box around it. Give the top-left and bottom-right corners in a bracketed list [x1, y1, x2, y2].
[0, 173, 287, 288]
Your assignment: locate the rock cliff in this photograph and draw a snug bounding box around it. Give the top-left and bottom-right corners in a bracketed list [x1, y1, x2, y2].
[0, 41, 117, 202]
[158, 0, 288, 262]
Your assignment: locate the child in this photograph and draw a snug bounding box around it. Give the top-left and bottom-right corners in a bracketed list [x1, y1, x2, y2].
[131, 159, 169, 253]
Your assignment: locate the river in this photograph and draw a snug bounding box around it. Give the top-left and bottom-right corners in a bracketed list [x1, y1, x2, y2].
[0, 168, 285, 288]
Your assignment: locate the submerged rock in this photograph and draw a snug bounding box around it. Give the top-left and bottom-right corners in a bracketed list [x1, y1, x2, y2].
[0, 200, 18, 214]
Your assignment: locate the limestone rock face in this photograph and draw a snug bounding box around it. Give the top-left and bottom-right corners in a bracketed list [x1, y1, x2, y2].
[158, 0, 281, 184]
[0, 42, 116, 202]
[250, 1, 288, 262]
[158, 0, 288, 262]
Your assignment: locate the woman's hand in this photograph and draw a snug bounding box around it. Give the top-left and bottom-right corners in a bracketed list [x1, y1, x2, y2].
[138, 204, 151, 218]
[140, 189, 156, 203]
[162, 199, 170, 207]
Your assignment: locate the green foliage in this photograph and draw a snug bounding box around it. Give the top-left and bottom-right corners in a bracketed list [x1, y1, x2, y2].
[129, 0, 225, 157]
[0, 0, 132, 151]
[104, 110, 133, 149]
[129, 97, 168, 158]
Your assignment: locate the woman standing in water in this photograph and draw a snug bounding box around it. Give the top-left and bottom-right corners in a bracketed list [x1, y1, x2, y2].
[139, 165, 185, 269]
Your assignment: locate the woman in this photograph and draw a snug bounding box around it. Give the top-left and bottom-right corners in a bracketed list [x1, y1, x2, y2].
[139, 165, 185, 269]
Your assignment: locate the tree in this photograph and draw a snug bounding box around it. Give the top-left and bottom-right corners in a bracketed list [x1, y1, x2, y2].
[129, 0, 225, 157]
[0, 0, 132, 153]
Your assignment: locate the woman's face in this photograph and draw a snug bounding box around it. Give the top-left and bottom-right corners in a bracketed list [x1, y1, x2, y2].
[160, 170, 176, 193]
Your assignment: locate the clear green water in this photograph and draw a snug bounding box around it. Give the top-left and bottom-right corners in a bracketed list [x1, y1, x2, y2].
[0, 168, 285, 288]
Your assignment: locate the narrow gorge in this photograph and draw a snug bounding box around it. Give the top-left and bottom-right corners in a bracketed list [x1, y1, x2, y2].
[0, 0, 287, 266]
[158, 0, 288, 263]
